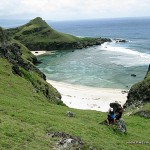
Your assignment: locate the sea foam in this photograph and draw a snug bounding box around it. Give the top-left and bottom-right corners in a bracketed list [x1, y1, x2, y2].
[100, 42, 150, 67]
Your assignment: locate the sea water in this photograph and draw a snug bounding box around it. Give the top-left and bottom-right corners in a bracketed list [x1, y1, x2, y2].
[37, 18, 150, 89]
[1, 17, 150, 89]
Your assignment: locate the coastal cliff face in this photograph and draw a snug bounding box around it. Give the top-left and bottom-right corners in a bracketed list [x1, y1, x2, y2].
[6, 17, 111, 51]
[0, 27, 62, 104]
[124, 65, 150, 108]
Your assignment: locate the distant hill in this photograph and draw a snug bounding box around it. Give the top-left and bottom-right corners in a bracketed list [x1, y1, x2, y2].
[6, 17, 110, 51]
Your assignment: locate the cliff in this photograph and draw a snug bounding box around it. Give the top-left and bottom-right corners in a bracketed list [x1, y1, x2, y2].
[0, 27, 62, 104]
[124, 65, 150, 108]
[6, 17, 111, 51]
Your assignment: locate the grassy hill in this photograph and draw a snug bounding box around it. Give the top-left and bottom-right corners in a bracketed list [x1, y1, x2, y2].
[0, 25, 150, 149]
[6, 17, 110, 51]
[0, 56, 150, 149]
[6, 17, 79, 43]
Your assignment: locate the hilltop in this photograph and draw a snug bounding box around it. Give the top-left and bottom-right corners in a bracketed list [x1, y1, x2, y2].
[6, 17, 111, 51]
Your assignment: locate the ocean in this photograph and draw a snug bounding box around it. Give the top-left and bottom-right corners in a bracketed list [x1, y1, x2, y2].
[1, 17, 150, 89]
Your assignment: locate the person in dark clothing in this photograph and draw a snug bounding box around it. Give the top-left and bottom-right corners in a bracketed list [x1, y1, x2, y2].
[116, 106, 123, 120]
[106, 107, 116, 125]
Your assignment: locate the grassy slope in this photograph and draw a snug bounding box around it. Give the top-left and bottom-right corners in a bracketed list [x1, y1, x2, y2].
[0, 58, 150, 149]
[6, 17, 80, 43]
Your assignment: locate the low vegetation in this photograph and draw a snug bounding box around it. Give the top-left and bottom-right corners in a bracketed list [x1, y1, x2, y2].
[0, 22, 150, 149]
[0, 59, 149, 149]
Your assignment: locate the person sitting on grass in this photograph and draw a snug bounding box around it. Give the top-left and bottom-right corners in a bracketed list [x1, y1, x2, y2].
[106, 107, 116, 125]
[115, 106, 123, 120]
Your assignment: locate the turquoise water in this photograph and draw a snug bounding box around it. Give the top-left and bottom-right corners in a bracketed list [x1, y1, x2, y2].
[37, 43, 148, 89]
[1, 17, 149, 89]
[37, 18, 150, 89]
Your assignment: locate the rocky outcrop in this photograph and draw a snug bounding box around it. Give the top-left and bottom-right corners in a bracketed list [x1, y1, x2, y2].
[24, 38, 111, 51]
[134, 110, 150, 118]
[114, 39, 127, 43]
[124, 65, 150, 108]
[0, 27, 62, 104]
[47, 131, 84, 150]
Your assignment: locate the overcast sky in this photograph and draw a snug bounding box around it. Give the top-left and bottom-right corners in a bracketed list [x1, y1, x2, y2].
[0, 0, 150, 20]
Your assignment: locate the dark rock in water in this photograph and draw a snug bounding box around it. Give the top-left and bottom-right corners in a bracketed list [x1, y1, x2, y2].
[131, 74, 136, 77]
[114, 39, 127, 43]
[118, 39, 127, 42]
[35, 51, 38, 53]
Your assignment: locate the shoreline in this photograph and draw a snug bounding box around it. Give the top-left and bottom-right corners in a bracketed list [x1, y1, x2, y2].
[31, 50, 56, 56]
[31, 51, 47, 56]
[47, 80, 128, 112]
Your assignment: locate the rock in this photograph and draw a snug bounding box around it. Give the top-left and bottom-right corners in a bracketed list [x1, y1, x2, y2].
[66, 111, 75, 117]
[116, 118, 127, 133]
[114, 39, 127, 43]
[89, 146, 97, 150]
[121, 90, 129, 94]
[135, 110, 150, 118]
[12, 65, 22, 76]
[131, 74, 136, 77]
[47, 131, 84, 150]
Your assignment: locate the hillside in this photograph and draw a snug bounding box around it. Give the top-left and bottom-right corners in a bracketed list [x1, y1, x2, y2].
[6, 17, 111, 51]
[124, 64, 150, 117]
[0, 27, 62, 105]
[0, 27, 150, 149]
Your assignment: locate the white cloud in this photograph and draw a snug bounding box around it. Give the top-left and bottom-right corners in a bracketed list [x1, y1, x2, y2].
[0, 0, 150, 20]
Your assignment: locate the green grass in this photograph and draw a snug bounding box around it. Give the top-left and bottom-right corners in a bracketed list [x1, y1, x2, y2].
[0, 58, 150, 150]
[6, 17, 80, 44]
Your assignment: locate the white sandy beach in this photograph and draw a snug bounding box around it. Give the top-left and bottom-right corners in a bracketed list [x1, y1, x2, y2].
[47, 80, 128, 112]
[31, 50, 56, 56]
[31, 51, 47, 56]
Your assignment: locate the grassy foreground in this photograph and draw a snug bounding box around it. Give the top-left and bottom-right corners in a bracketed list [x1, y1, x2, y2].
[0, 59, 150, 150]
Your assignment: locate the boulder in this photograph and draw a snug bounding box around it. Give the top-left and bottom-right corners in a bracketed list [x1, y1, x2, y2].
[131, 74, 136, 77]
[66, 111, 75, 117]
